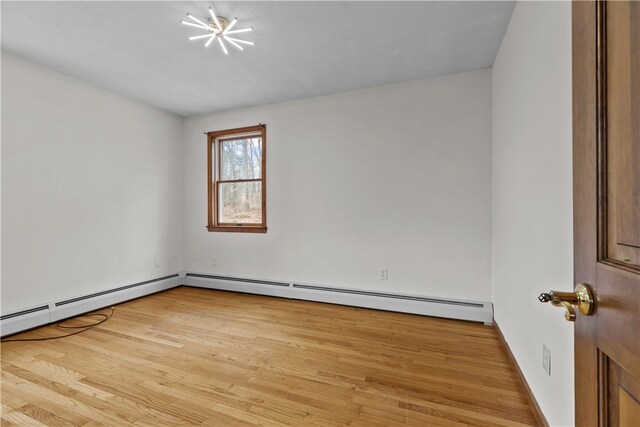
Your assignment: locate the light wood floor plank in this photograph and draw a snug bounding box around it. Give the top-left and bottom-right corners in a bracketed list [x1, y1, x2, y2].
[1, 287, 537, 426]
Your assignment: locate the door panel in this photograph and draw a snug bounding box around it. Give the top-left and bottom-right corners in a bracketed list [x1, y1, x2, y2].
[597, 264, 640, 382]
[603, 356, 640, 427]
[619, 387, 640, 427]
[606, 0, 640, 267]
[574, 1, 640, 426]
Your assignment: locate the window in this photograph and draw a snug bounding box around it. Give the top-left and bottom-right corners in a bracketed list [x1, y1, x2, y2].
[207, 124, 266, 233]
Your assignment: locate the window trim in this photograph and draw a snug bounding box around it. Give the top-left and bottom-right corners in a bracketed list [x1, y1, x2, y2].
[207, 124, 267, 233]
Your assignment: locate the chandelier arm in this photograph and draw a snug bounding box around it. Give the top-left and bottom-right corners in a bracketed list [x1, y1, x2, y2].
[224, 37, 244, 51]
[225, 36, 254, 46]
[190, 34, 214, 41]
[223, 18, 238, 34]
[181, 20, 211, 31]
[187, 14, 211, 29]
[218, 37, 229, 55]
[205, 34, 217, 47]
[225, 28, 252, 35]
[209, 7, 223, 32]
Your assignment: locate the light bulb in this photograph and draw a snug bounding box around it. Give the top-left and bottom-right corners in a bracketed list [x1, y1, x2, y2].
[226, 27, 253, 35]
[205, 34, 217, 47]
[218, 37, 229, 55]
[225, 36, 254, 46]
[223, 18, 238, 34]
[209, 7, 223, 32]
[187, 13, 211, 29]
[181, 20, 210, 30]
[225, 37, 244, 51]
[190, 34, 213, 40]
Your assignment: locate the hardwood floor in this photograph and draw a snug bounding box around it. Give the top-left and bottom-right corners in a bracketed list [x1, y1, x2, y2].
[1, 287, 537, 426]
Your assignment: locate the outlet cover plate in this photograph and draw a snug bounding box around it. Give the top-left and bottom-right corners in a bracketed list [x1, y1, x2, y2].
[543, 344, 551, 376]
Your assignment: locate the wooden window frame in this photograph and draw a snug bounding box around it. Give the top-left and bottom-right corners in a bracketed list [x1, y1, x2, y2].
[207, 124, 267, 233]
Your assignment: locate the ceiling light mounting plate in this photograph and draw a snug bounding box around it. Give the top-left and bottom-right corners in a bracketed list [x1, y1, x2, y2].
[209, 16, 230, 32]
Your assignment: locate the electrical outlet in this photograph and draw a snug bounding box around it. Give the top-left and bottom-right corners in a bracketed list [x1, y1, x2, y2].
[211, 256, 218, 266]
[379, 268, 388, 280]
[155, 257, 160, 268]
[543, 344, 551, 376]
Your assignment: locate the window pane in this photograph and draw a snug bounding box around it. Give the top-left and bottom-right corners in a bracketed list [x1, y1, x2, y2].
[218, 181, 262, 224]
[220, 137, 262, 180]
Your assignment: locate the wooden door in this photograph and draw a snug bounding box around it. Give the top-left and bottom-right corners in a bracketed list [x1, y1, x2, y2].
[573, 1, 640, 425]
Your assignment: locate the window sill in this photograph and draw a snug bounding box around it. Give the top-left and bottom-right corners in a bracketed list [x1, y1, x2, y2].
[207, 226, 267, 233]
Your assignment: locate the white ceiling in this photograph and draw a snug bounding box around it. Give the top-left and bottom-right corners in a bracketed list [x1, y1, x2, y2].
[1, 1, 515, 117]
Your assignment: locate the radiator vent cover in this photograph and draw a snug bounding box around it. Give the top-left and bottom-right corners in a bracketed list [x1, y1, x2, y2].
[186, 273, 289, 287]
[182, 273, 493, 323]
[55, 274, 179, 307]
[292, 284, 483, 308]
[0, 305, 49, 321]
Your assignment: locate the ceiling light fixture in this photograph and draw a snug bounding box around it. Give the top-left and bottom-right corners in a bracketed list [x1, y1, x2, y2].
[181, 5, 253, 55]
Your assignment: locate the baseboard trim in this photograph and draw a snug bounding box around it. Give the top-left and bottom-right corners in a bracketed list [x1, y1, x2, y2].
[1, 274, 182, 337]
[183, 273, 493, 323]
[0, 305, 51, 337]
[494, 321, 549, 427]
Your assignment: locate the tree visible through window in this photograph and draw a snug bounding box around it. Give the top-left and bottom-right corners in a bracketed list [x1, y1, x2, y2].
[207, 125, 266, 233]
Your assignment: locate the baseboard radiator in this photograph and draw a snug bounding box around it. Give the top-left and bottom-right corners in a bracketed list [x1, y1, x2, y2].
[1, 273, 493, 336]
[0, 274, 182, 337]
[184, 273, 493, 324]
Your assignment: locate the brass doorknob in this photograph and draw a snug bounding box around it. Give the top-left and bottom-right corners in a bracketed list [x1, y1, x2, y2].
[539, 283, 595, 322]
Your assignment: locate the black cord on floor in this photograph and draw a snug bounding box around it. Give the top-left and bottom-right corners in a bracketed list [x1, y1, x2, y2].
[1, 307, 115, 343]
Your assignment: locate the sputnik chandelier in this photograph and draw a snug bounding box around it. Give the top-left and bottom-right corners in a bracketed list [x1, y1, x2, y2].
[181, 5, 254, 55]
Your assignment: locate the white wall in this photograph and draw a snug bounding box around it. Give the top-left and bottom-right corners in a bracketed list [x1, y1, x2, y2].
[183, 69, 492, 302]
[1, 7, 577, 421]
[492, 2, 573, 426]
[1, 52, 184, 313]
